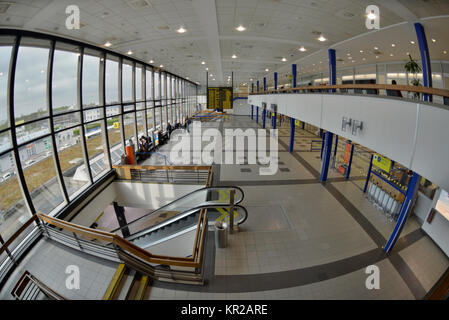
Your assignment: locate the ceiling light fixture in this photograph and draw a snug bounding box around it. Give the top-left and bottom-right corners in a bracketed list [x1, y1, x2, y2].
[104, 41, 112, 47]
[318, 35, 327, 42]
[432, 39, 436, 43]
[127, 50, 133, 55]
[374, 46, 379, 50]
[176, 26, 187, 34]
[391, 43, 396, 47]
[206, 67, 209, 71]
[360, 50, 364, 53]
[281, 57, 287, 62]
[159, 64, 164, 68]
[299, 46, 306, 52]
[232, 54, 237, 59]
[265, 68, 269, 72]
[410, 41, 415, 44]
[236, 25, 246, 32]
[149, 60, 154, 63]
[201, 61, 205, 65]
[367, 12, 377, 20]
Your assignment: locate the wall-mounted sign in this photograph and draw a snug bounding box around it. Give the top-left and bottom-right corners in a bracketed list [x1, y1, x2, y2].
[373, 153, 392, 173]
[295, 120, 301, 127]
[208, 87, 232, 109]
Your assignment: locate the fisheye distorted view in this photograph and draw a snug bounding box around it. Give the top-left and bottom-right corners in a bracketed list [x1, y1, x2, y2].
[0, 0, 449, 304]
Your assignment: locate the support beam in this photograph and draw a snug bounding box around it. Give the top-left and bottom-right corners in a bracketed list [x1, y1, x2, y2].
[345, 141, 355, 179]
[384, 172, 421, 253]
[289, 117, 295, 152]
[292, 64, 297, 92]
[414, 22, 433, 102]
[274, 72, 278, 92]
[320, 131, 334, 183]
[113, 201, 130, 238]
[256, 106, 259, 123]
[263, 77, 266, 92]
[328, 49, 336, 92]
[262, 107, 266, 129]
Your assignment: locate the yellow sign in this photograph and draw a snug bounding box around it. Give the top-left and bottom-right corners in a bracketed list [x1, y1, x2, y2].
[295, 120, 301, 127]
[113, 122, 120, 129]
[373, 154, 392, 172]
[208, 87, 232, 109]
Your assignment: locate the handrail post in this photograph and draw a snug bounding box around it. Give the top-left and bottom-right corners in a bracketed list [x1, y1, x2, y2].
[229, 189, 236, 234]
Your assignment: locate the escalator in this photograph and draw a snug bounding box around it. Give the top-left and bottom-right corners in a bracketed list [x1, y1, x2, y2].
[110, 186, 248, 249]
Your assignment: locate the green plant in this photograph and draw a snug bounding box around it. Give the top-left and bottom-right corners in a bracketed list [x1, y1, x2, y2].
[404, 54, 422, 86]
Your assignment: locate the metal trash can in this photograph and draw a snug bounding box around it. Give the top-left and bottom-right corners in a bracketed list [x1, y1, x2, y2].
[214, 221, 228, 248]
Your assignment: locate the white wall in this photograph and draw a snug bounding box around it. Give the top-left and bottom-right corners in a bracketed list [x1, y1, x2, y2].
[232, 99, 251, 116]
[249, 93, 449, 191]
[114, 182, 203, 209]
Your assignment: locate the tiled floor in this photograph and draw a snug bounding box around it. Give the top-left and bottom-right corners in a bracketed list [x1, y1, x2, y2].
[3, 114, 448, 300]
[0, 239, 118, 300]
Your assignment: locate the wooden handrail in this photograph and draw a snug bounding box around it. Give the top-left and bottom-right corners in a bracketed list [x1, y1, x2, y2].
[112, 165, 212, 171]
[250, 84, 449, 98]
[0, 215, 38, 256]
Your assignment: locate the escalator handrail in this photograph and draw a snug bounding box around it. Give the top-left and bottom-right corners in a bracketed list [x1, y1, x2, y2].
[110, 185, 245, 233]
[125, 204, 248, 243]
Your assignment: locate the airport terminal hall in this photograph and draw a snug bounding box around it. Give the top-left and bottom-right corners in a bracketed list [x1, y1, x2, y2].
[1, 0, 449, 305]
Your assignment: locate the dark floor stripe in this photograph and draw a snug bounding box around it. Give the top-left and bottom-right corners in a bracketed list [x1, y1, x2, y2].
[388, 253, 427, 299]
[217, 179, 319, 186]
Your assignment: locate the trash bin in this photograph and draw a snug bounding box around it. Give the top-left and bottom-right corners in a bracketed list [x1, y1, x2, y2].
[214, 221, 228, 248]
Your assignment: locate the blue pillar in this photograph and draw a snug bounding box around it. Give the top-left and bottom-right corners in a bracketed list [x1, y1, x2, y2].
[263, 77, 267, 92]
[262, 108, 266, 129]
[332, 135, 339, 168]
[292, 64, 297, 92]
[328, 49, 336, 92]
[384, 172, 421, 253]
[363, 155, 374, 193]
[320, 133, 325, 159]
[320, 131, 334, 183]
[301, 121, 305, 130]
[414, 23, 432, 102]
[256, 106, 259, 123]
[257, 80, 260, 93]
[274, 72, 278, 92]
[345, 141, 355, 179]
[289, 118, 295, 152]
[251, 82, 254, 119]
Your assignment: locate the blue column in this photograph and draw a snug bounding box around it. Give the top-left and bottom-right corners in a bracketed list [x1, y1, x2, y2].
[414, 23, 433, 102]
[251, 82, 254, 119]
[289, 118, 295, 152]
[256, 106, 259, 123]
[363, 155, 374, 193]
[274, 72, 278, 92]
[320, 133, 325, 159]
[332, 135, 339, 168]
[301, 121, 305, 130]
[328, 49, 336, 92]
[320, 131, 334, 183]
[263, 77, 267, 92]
[345, 141, 355, 179]
[257, 80, 260, 93]
[292, 64, 297, 92]
[384, 172, 421, 253]
[262, 108, 266, 129]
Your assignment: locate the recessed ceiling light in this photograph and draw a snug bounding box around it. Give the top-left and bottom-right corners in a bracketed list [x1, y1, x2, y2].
[444, 50, 448, 54]
[104, 41, 112, 47]
[318, 35, 327, 42]
[265, 68, 269, 72]
[390, 53, 394, 57]
[432, 38, 436, 43]
[159, 64, 164, 68]
[360, 50, 364, 53]
[201, 61, 205, 65]
[374, 46, 379, 50]
[149, 59, 154, 63]
[362, 58, 366, 61]
[236, 25, 246, 32]
[127, 50, 133, 55]
[232, 54, 237, 59]
[250, 78, 253, 81]
[176, 26, 187, 34]
[281, 57, 287, 62]
[391, 43, 396, 47]
[206, 67, 209, 71]
[367, 12, 377, 20]
[299, 46, 306, 52]
[375, 56, 379, 59]
[410, 41, 415, 44]
[210, 74, 213, 77]
[347, 53, 351, 56]
[213, 78, 216, 81]
[186, 77, 189, 79]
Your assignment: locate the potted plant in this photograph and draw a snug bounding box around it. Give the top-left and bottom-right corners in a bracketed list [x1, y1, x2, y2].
[404, 54, 422, 99]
